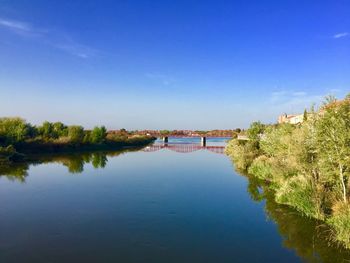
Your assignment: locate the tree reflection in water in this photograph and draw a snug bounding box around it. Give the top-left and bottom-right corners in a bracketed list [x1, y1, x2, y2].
[0, 162, 29, 183]
[0, 147, 142, 181]
[2, 149, 350, 262]
[245, 173, 350, 263]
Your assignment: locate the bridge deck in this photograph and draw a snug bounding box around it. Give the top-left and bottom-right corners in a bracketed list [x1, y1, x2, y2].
[143, 144, 225, 154]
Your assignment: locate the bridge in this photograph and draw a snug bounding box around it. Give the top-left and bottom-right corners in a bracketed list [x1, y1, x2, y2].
[160, 136, 207, 146]
[143, 144, 225, 155]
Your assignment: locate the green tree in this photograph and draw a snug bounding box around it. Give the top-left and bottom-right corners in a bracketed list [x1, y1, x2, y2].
[160, 130, 171, 135]
[0, 117, 29, 144]
[52, 122, 68, 137]
[90, 126, 107, 144]
[316, 99, 350, 202]
[68, 126, 85, 144]
[303, 109, 308, 121]
[260, 123, 295, 158]
[26, 123, 38, 139]
[247, 121, 265, 142]
[83, 130, 92, 144]
[38, 121, 54, 139]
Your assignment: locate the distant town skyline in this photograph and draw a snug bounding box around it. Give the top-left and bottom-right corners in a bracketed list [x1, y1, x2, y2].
[0, 0, 349, 129]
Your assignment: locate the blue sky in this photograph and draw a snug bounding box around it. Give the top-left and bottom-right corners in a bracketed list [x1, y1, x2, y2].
[0, 0, 349, 129]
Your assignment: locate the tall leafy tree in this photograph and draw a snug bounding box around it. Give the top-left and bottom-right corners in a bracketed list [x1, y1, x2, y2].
[52, 122, 68, 137]
[247, 121, 265, 142]
[0, 117, 29, 144]
[90, 126, 107, 144]
[303, 109, 308, 121]
[38, 121, 54, 139]
[68, 126, 85, 144]
[316, 99, 350, 202]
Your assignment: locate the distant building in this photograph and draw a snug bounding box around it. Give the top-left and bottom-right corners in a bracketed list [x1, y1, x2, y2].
[278, 113, 304, 124]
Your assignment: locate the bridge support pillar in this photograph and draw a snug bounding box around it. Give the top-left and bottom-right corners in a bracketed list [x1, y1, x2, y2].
[201, 136, 206, 147]
[162, 136, 168, 143]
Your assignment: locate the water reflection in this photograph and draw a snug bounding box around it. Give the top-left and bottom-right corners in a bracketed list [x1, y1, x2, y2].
[1, 142, 350, 262]
[245, 173, 350, 262]
[0, 162, 30, 182]
[0, 147, 143, 182]
[0, 144, 226, 182]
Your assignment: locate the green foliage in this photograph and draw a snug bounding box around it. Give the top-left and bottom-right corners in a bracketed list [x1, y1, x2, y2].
[38, 121, 54, 139]
[248, 156, 273, 180]
[53, 122, 68, 137]
[260, 123, 294, 158]
[303, 109, 308, 121]
[195, 130, 207, 135]
[64, 157, 84, 173]
[68, 125, 84, 144]
[0, 145, 25, 163]
[91, 153, 107, 168]
[316, 99, 350, 202]
[0, 145, 16, 160]
[90, 126, 107, 144]
[159, 130, 171, 135]
[247, 121, 265, 142]
[0, 117, 29, 144]
[82, 130, 91, 144]
[37, 121, 68, 139]
[226, 95, 350, 249]
[225, 139, 260, 171]
[0, 161, 29, 182]
[327, 202, 350, 248]
[275, 175, 324, 219]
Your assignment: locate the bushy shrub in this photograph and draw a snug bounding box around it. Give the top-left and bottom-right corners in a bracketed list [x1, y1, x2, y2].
[37, 121, 68, 139]
[225, 139, 260, 171]
[327, 202, 350, 248]
[247, 121, 265, 141]
[248, 155, 273, 180]
[90, 126, 107, 144]
[0, 117, 29, 144]
[68, 126, 84, 144]
[275, 175, 324, 220]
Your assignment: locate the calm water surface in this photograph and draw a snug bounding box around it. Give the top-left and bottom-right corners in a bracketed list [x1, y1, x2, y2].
[0, 138, 349, 262]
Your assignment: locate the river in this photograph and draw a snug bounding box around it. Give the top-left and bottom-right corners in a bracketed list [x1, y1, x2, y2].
[0, 138, 349, 262]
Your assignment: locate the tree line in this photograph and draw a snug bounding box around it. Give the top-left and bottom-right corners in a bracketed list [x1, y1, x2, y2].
[0, 118, 154, 161]
[0, 118, 108, 145]
[226, 94, 350, 249]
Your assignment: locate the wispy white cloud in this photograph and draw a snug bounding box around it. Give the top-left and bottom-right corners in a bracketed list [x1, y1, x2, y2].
[333, 32, 349, 39]
[52, 36, 99, 59]
[145, 73, 175, 86]
[0, 17, 98, 58]
[268, 89, 343, 114]
[0, 18, 31, 31]
[270, 91, 287, 103]
[0, 17, 48, 37]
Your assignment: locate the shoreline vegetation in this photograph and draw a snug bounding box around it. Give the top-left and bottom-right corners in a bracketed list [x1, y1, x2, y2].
[226, 94, 350, 249]
[242, 172, 350, 261]
[0, 118, 155, 163]
[0, 148, 148, 183]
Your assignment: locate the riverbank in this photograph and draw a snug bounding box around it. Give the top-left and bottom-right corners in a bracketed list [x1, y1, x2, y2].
[0, 117, 155, 163]
[0, 146, 152, 182]
[16, 135, 155, 153]
[0, 136, 155, 163]
[226, 95, 350, 249]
